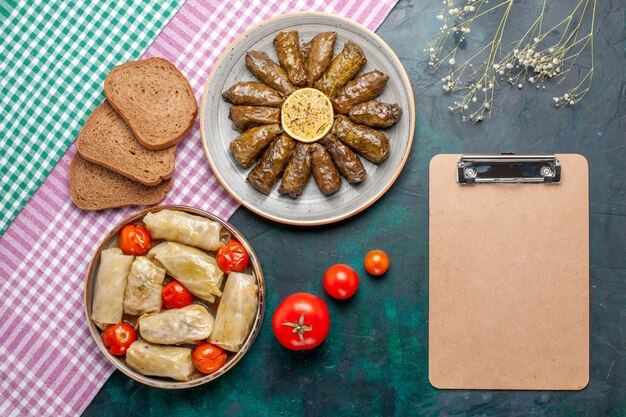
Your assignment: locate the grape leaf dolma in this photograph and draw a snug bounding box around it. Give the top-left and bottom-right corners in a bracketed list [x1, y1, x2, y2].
[320, 134, 366, 184]
[245, 51, 296, 96]
[300, 40, 312, 62]
[222, 82, 284, 107]
[311, 143, 341, 195]
[229, 105, 280, 131]
[247, 134, 296, 195]
[331, 70, 389, 114]
[349, 100, 402, 128]
[332, 115, 390, 163]
[229, 124, 282, 168]
[305, 32, 337, 86]
[279, 142, 312, 198]
[314, 41, 366, 98]
[274, 31, 307, 87]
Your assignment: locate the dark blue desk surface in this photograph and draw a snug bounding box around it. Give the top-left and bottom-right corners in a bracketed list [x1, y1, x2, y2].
[84, 1, 626, 415]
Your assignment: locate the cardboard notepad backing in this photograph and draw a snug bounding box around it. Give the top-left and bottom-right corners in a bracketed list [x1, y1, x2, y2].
[429, 154, 589, 390]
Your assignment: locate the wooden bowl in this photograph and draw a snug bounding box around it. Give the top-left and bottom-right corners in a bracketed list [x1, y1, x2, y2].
[83, 205, 265, 389]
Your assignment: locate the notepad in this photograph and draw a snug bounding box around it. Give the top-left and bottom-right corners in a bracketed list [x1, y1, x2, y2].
[429, 154, 589, 390]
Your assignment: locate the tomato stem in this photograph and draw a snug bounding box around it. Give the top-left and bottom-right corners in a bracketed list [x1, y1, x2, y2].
[282, 313, 312, 345]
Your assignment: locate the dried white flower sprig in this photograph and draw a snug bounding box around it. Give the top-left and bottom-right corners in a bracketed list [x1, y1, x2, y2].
[425, 0, 597, 122]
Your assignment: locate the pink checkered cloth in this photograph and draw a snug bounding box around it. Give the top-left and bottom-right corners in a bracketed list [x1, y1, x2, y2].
[0, 0, 397, 415]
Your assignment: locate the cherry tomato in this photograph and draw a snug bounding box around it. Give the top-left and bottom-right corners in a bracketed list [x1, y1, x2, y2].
[364, 250, 390, 276]
[323, 264, 359, 299]
[162, 280, 193, 309]
[216, 240, 250, 273]
[272, 293, 330, 350]
[102, 323, 136, 356]
[192, 342, 227, 374]
[119, 224, 151, 255]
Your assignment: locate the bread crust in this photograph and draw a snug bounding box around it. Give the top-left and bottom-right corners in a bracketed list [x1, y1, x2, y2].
[77, 101, 176, 186]
[69, 154, 173, 210]
[104, 58, 197, 150]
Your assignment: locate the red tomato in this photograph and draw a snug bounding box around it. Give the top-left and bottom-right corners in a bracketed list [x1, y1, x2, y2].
[216, 240, 250, 273]
[162, 280, 193, 309]
[119, 224, 151, 255]
[102, 323, 136, 356]
[364, 250, 390, 276]
[272, 293, 330, 350]
[192, 342, 227, 374]
[323, 264, 359, 299]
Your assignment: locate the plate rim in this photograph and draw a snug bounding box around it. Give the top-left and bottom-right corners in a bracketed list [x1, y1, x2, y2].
[200, 11, 415, 226]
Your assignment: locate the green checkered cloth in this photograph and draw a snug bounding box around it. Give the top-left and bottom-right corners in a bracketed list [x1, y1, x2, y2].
[0, 0, 184, 235]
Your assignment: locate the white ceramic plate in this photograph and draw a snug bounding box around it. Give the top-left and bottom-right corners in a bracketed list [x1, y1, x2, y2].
[200, 12, 414, 226]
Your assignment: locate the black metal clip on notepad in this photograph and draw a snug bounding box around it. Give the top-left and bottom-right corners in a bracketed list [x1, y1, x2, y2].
[457, 154, 561, 184]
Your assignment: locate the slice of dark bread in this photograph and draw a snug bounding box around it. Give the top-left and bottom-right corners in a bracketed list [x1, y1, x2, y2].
[104, 58, 197, 150]
[69, 154, 173, 210]
[77, 101, 176, 186]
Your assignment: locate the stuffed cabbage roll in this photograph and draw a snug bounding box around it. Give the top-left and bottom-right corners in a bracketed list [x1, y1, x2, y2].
[331, 115, 390, 163]
[123, 256, 166, 316]
[144, 209, 228, 252]
[92, 248, 134, 330]
[230, 124, 283, 168]
[245, 51, 296, 96]
[314, 41, 366, 98]
[126, 340, 195, 382]
[209, 272, 258, 352]
[148, 242, 224, 302]
[305, 32, 337, 86]
[311, 143, 341, 195]
[349, 100, 402, 128]
[331, 70, 389, 114]
[229, 105, 281, 131]
[139, 304, 214, 345]
[278, 142, 312, 199]
[274, 31, 307, 86]
[222, 82, 284, 107]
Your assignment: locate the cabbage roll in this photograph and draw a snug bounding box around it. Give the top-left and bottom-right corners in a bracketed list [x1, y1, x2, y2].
[123, 256, 166, 316]
[92, 248, 134, 330]
[209, 272, 258, 352]
[144, 209, 228, 251]
[148, 242, 224, 302]
[126, 340, 195, 382]
[139, 304, 214, 345]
